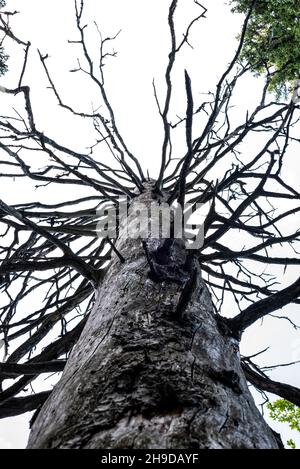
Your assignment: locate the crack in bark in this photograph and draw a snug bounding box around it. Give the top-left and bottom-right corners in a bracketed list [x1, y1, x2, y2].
[218, 407, 229, 433]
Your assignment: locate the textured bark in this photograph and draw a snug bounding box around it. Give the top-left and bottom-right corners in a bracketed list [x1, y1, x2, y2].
[27, 184, 280, 449]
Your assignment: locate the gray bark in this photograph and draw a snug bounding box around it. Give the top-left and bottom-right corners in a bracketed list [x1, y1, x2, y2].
[27, 184, 280, 449]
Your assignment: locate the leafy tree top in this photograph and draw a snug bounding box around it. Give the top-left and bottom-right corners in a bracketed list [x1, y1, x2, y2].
[231, 0, 300, 97]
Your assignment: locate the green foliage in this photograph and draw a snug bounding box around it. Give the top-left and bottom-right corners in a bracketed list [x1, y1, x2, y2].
[0, 0, 8, 76]
[267, 399, 300, 449]
[231, 0, 300, 97]
[287, 439, 296, 449]
[267, 399, 300, 432]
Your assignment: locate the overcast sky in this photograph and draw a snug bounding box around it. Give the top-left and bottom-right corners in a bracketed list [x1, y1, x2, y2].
[0, 0, 299, 448]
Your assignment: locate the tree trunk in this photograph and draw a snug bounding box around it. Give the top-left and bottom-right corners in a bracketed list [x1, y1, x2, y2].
[27, 184, 280, 449]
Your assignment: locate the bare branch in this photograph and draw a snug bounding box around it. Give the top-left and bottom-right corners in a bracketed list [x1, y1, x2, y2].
[0, 391, 51, 419]
[230, 277, 300, 334]
[242, 361, 300, 407]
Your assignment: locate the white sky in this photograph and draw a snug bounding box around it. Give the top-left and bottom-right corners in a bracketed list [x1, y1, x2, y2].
[0, 0, 299, 449]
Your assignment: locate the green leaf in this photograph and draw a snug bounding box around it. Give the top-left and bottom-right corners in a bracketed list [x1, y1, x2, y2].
[267, 399, 300, 448]
[287, 439, 296, 449]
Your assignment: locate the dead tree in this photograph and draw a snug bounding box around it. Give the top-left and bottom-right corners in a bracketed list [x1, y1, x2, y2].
[0, 0, 299, 449]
